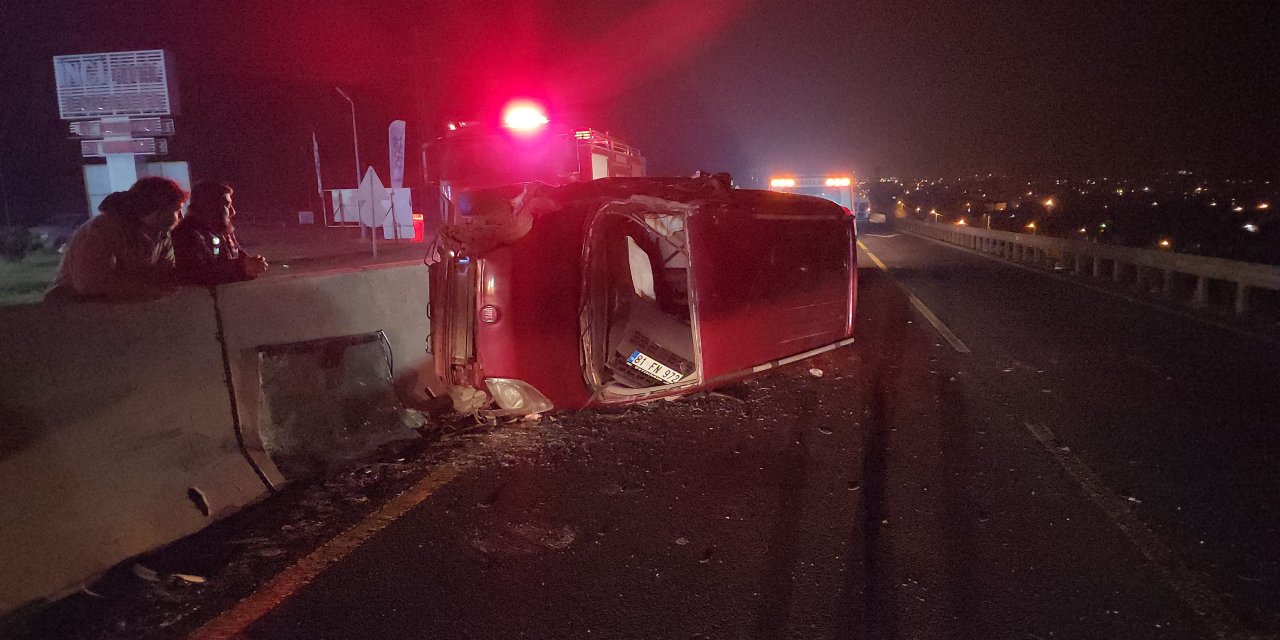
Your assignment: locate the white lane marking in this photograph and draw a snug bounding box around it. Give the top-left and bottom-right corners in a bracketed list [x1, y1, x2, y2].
[858, 240, 971, 354]
[1024, 422, 1257, 640]
[904, 231, 1280, 347]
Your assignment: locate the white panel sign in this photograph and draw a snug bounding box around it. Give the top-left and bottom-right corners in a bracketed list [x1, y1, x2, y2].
[54, 50, 177, 119]
[81, 138, 167, 157]
[388, 120, 406, 189]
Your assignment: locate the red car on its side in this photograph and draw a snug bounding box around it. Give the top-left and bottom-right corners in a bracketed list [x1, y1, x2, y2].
[429, 175, 857, 417]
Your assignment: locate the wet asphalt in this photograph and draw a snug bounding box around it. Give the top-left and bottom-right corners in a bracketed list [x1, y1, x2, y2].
[17, 223, 1279, 639]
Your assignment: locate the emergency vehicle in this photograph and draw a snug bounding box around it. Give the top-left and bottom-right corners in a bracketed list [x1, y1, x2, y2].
[768, 175, 870, 219]
[420, 101, 646, 223]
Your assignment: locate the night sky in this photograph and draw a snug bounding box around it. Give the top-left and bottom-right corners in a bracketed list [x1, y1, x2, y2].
[1, 0, 1275, 222]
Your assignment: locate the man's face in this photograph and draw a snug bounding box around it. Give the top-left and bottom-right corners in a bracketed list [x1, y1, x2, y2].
[144, 205, 183, 233]
[216, 192, 235, 226]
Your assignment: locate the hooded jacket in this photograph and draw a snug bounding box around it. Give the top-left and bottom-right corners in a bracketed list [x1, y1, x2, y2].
[44, 210, 176, 302]
[172, 215, 253, 285]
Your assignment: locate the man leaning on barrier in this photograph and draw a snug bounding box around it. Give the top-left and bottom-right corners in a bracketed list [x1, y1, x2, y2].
[173, 181, 268, 286]
[44, 177, 186, 303]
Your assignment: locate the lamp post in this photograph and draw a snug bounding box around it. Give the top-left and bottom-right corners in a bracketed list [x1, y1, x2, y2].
[334, 87, 361, 187]
[335, 87, 365, 240]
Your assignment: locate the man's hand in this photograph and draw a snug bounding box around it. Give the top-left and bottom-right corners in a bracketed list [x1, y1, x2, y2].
[244, 255, 269, 279]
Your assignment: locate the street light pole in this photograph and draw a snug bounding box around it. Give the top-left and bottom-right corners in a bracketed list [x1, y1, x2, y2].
[335, 87, 365, 240]
[334, 87, 361, 187]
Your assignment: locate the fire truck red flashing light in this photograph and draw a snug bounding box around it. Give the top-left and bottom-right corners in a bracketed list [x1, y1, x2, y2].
[501, 100, 550, 132]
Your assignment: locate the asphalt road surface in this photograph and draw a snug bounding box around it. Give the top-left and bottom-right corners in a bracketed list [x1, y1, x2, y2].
[22, 223, 1280, 639]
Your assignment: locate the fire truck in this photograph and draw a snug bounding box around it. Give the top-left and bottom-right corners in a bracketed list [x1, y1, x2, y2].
[769, 175, 870, 219]
[420, 101, 646, 223]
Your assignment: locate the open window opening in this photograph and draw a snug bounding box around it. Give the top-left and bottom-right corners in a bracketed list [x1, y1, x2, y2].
[581, 200, 698, 400]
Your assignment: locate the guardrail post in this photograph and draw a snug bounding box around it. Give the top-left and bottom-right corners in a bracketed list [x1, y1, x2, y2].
[1092, 257, 1102, 278]
[1235, 283, 1250, 315]
[1073, 253, 1084, 275]
[1193, 276, 1209, 306]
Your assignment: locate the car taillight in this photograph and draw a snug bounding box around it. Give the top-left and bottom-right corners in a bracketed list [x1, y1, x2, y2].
[479, 304, 501, 324]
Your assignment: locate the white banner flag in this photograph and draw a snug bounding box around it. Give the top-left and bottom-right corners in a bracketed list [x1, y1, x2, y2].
[312, 131, 323, 197]
[388, 120, 406, 189]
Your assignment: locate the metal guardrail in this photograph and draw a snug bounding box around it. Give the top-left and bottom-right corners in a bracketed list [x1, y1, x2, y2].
[898, 219, 1280, 315]
[573, 129, 642, 159]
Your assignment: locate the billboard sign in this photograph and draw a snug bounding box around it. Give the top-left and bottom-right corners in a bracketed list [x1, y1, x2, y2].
[69, 118, 174, 138]
[81, 138, 168, 158]
[54, 50, 178, 119]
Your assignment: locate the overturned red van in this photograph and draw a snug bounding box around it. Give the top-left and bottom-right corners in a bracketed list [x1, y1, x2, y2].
[429, 175, 857, 416]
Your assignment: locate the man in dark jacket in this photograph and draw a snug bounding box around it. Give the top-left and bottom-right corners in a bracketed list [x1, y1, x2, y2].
[44, 177, 187, 302]
[173, 181, 268, 285]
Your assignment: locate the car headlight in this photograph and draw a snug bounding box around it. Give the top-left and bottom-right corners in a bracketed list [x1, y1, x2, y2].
[483, 378, 554, 415]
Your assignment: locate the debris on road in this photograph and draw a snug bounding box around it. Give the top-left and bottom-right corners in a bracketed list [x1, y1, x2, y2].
[809, 368, 824, 377]
[131, 564, 160, 583]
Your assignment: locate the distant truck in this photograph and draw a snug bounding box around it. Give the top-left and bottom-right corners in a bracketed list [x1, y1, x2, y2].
[769, 175, 871, 219]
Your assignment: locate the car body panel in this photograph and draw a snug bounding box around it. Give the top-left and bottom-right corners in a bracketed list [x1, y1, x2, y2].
[429, 176, 856, 413]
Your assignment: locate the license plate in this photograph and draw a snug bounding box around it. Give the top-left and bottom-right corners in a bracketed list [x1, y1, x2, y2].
[627, 350, 684, 384]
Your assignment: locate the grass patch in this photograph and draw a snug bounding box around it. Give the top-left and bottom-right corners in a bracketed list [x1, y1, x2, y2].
[0, 251, 61, 307]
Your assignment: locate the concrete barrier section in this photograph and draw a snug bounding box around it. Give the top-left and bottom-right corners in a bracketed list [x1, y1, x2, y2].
[0, 289, 270, 615]
[214, 262, 434, 484]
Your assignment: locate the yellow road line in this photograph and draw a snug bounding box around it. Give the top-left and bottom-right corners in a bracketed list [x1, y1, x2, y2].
[858, 240, 889, 271]
[858, 240, 971, 354]
[190, 463, 462, 639]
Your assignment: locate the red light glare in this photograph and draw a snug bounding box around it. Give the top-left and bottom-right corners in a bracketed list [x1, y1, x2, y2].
[502, 100, 549, 131]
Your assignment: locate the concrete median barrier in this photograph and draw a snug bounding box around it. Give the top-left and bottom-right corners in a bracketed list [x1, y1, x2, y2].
[0, 262, 437, 617]
[213, 261, 435, 483]
[0, 289, 271, 616]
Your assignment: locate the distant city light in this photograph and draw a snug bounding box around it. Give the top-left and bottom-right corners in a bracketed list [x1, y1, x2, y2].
[1243, 223, 1259, 233]
[1151, 201, 1159, 207]
[1078, 227, 1087, 233]
[1260, 203, 1271, 210]
[1233, 206, 1245, 212]
[1115, 188, 1125, 195]
[1158, 238, 1172, 249]
[1142, 186, 1151, 192]
[956, 218, 968, 226]
[1043, 198, 1055, 208]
